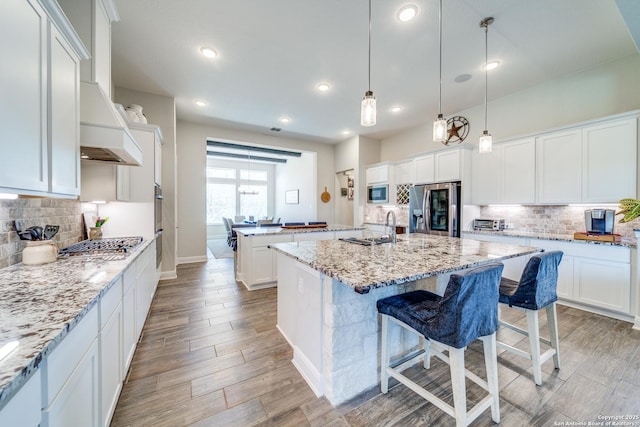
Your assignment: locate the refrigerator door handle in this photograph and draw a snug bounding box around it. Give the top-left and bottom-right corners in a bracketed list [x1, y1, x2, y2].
[424, 189, 431, 233]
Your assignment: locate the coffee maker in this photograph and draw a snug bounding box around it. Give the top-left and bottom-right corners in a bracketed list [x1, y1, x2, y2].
[584, 209, 615, 234]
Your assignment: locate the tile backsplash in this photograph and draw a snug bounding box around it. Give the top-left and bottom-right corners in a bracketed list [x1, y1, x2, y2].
[479, 205, 637, 239]
[0, 198, 88, 268]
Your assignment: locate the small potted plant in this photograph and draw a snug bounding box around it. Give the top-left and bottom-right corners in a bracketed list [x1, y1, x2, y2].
[90, 216, 109, 240]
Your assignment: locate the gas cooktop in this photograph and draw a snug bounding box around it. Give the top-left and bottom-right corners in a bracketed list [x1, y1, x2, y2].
[59, 236, 144, 256]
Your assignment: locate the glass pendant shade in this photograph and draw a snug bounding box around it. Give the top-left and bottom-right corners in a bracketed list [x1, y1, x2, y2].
[361, 91, 376, 126]
[433, 114, 447, 143]
[479, 130, 492, 153]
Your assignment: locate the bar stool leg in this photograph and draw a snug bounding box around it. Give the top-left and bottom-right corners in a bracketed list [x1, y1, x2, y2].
[546, 303, 561, 369]
[422, 336, 431, 369]
[380, 314, 390, 394]
[448, 347, 467, 427]
[526, 310, 542, 385]
[481, 333, 501, 423]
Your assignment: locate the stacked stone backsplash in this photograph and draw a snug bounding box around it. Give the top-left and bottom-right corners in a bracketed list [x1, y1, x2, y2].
[0, 198, 88, 269]
[479, 205, 637, 239]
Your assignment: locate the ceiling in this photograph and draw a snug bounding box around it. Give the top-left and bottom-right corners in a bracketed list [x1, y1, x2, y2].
[111, 0, 639, 144]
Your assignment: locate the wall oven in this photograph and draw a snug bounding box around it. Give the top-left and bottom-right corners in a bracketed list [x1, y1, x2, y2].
[154, 184, 163, 268]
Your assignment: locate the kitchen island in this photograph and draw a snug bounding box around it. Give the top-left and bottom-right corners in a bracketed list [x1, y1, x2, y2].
[235, 224, 364, 290]
[270, 234, 542, 405]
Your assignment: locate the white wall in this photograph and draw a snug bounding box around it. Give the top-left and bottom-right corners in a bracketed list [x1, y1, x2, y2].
[113, 87, 177, 278]
[275, 152, 316, 223]
[176, 120, 335, 262]
[381, 55, 640, 160]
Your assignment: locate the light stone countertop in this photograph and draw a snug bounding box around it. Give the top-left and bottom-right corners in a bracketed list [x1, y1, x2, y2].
[462, 229, 637, 248]
[0, 239, 153, 410]
[234, 224, 365, 236]
[270, 234, 542, 294]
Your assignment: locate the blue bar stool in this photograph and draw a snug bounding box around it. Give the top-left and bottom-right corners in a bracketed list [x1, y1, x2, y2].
[496, 251, 563, 385]
[377, 263, 504, 427]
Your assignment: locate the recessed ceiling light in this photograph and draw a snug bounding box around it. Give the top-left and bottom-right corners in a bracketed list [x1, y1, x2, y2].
[279, 116, 291, 124]
[398, 5, 418, 22]
[482, 60, 501, 71]
[194, 99, 208, 107]
[317, 82, 330, 92]
[200, 47, 217, 58]
[390, 106, 402, 113]
[342, 130, 351, 136]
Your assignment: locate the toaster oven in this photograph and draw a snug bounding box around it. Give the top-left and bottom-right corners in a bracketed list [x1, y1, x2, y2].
[473, 218, 505, 231]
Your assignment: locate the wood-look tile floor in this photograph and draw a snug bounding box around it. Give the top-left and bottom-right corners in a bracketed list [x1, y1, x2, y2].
[111, 247, 640, 426]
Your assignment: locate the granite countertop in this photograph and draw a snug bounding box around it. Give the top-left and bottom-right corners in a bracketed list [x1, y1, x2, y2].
[0, 239, 152, 410]
[462, 229, 637, 248]
[270, 234, 541, 294]
[235, 224, 365, 236]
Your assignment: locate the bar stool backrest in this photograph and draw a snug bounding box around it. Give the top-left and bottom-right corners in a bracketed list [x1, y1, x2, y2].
[510, 251, 563, 310]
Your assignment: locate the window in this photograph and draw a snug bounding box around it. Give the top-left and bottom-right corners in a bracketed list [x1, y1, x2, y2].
[206, 162, 271, 224]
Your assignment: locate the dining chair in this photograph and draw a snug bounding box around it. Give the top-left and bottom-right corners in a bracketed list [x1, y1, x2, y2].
[257, 219, 272, 225]
[234, 215, 245, 223]
[222, 217, 233, 246]
[377, 263, 504, 427]
[230, 223, 255, 251]
[497, 250, 563, 385]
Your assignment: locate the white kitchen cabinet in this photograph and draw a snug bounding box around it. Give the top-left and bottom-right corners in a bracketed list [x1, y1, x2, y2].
[0, 0, 86, 198]
[122, 265, 137, 371]
[129, 123, 163, 202]
[394, 160, 414, 184]
[574, 257, 631, 313]
[462, 233, 530, 280]
[502, 138, 536, 204]
[536, 129, 583, 204]
[365, 163, 391, 185]
[434, 149, 461, 182]
[471, 147, 501, 205]
[0, 370, 41, 427]
[100, 279, 123, 427]
[80, 160, 130, 201]
[581, 117, 637, 203]
[414, 154, 435, 184]
[135, 244, 156, 338]
[43, 306, 99, 427]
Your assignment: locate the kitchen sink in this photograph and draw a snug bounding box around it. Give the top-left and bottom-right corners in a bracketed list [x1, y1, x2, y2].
[339, 236, 394, 246]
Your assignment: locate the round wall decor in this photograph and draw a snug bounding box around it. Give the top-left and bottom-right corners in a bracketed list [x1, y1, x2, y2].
[445, 116, 469, 145]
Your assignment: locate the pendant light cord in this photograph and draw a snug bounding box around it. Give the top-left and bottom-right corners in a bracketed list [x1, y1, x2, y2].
[438, 0, 442, 115]
[368, 0, 372, 92]
[482, 18, 491, 132]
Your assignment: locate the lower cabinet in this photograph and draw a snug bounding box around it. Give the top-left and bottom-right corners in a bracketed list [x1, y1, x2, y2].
[0, 369, 41, 427]
[464, 232, 632, 317]
[2, 242, 160, 426]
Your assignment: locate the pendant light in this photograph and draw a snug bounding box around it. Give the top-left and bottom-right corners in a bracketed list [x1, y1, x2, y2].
[361, 0, 376, 127]
[478, 17, 494, 153]
[433, 0, 447, 143]
[239, 150, 259, 195]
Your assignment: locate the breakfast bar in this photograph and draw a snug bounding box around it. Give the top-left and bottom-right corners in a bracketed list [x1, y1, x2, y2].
[270, 234, 542, 405]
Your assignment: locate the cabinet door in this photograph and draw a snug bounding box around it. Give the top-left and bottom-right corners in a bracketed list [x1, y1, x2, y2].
[154, 136, 162, 186]
[502, 138, 535, 204]
[0, 0, 48, 193]
[394, 160, 414, 184]
[573, 258, 631, 314]
[536, 129, 582, 203]
[582, 118, 637, 203]
[435, 149, 460, 182]
[122, 281, 137, 371]
[49, 23, 81, 196]
[80, 161, 128, 201]
[555, 255, 574, 299]
[414, 154, 434, 184]
[0, 370, 41, 427]
[471, 147, 501, 205]
[100, 301, 123, 427]
[129, 126, 157, 202]
[45, 339, 99, 427]
[252, 246, 276, 284]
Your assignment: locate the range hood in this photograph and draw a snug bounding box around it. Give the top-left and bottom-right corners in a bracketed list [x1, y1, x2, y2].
[79, 81, 143, 166]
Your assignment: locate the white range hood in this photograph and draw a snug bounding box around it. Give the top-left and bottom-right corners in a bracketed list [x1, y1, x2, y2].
[79, 81, 143, 166]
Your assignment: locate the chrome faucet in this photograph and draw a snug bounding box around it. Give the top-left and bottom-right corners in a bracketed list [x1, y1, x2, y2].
[385, 210, 397, 244]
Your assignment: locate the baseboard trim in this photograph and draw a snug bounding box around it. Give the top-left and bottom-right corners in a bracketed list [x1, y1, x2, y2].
[160, 270, 177, 280]
[177, 255, 208, 265]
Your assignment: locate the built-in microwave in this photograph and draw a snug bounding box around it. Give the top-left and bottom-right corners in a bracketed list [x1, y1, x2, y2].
[367, 184, 388, 204]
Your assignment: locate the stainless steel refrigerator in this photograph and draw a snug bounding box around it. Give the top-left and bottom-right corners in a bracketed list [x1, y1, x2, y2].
[409, 181, 461, 237]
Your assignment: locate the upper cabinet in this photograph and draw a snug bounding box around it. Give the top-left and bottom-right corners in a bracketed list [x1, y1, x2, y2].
[414, 147, 469, 185]
[394, 160, 414, 185]
[129, 124, 163, 201]
[0, 0, 89, 198]
[365, 163, 391, 185]
[536, 129, 583, 204]
[414, 154, 435, 184]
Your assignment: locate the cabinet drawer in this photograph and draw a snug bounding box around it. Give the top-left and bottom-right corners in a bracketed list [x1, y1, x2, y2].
[537, 239, 629, 262]
[253, 234, 292, 248]
[45, 305, 98, 404]
[100, 277, 123, 329]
